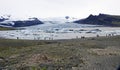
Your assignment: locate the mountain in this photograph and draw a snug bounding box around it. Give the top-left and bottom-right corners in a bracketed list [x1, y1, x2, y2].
[0, 18, 5, 22]
[12, 18, 44, 27]
[0, 17, 44, 27]
[74, 14, 120, 26]
[0, 15, 10, 22]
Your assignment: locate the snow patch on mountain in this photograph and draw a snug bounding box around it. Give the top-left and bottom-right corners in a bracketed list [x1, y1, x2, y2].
[39, 16, 79, 24]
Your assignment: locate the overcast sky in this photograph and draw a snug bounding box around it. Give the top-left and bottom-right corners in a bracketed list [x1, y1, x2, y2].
[0, 0, 120, 18]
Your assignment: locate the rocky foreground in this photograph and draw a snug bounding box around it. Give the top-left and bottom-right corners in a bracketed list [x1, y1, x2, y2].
[0, 36, 120, 70]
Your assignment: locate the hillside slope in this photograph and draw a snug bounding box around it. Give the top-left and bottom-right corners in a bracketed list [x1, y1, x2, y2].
[74, 14, 120, 26]
[0, 17, 44, 27]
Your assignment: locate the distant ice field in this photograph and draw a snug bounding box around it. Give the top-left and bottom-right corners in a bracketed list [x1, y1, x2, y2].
[0, 23, 120, 40]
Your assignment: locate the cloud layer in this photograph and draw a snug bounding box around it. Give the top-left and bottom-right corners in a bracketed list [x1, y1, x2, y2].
[0, 0, 120, 18]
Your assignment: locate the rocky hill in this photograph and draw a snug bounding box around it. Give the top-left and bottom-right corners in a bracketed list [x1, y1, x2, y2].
[0, 17, 44, 27]
[12, 18, 44, 27]
[0, 15, 9, 22]
[74, 14, 120, 26]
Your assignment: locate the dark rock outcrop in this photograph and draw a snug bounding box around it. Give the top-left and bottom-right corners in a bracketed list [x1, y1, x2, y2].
[12, 18, 44, 27]
[0, 23, 13, 26]
[0, 16, 9, 22]
[0, 18, 44, 27]
[74, 14, 120, 26]
[0, 18, 5, 22]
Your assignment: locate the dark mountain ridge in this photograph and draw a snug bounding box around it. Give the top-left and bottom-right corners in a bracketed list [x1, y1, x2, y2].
[74, 14, 120, 26]
[0, 16, 9, 22]
[12, 18, 43, 27]
[0, 17, 44, 27]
